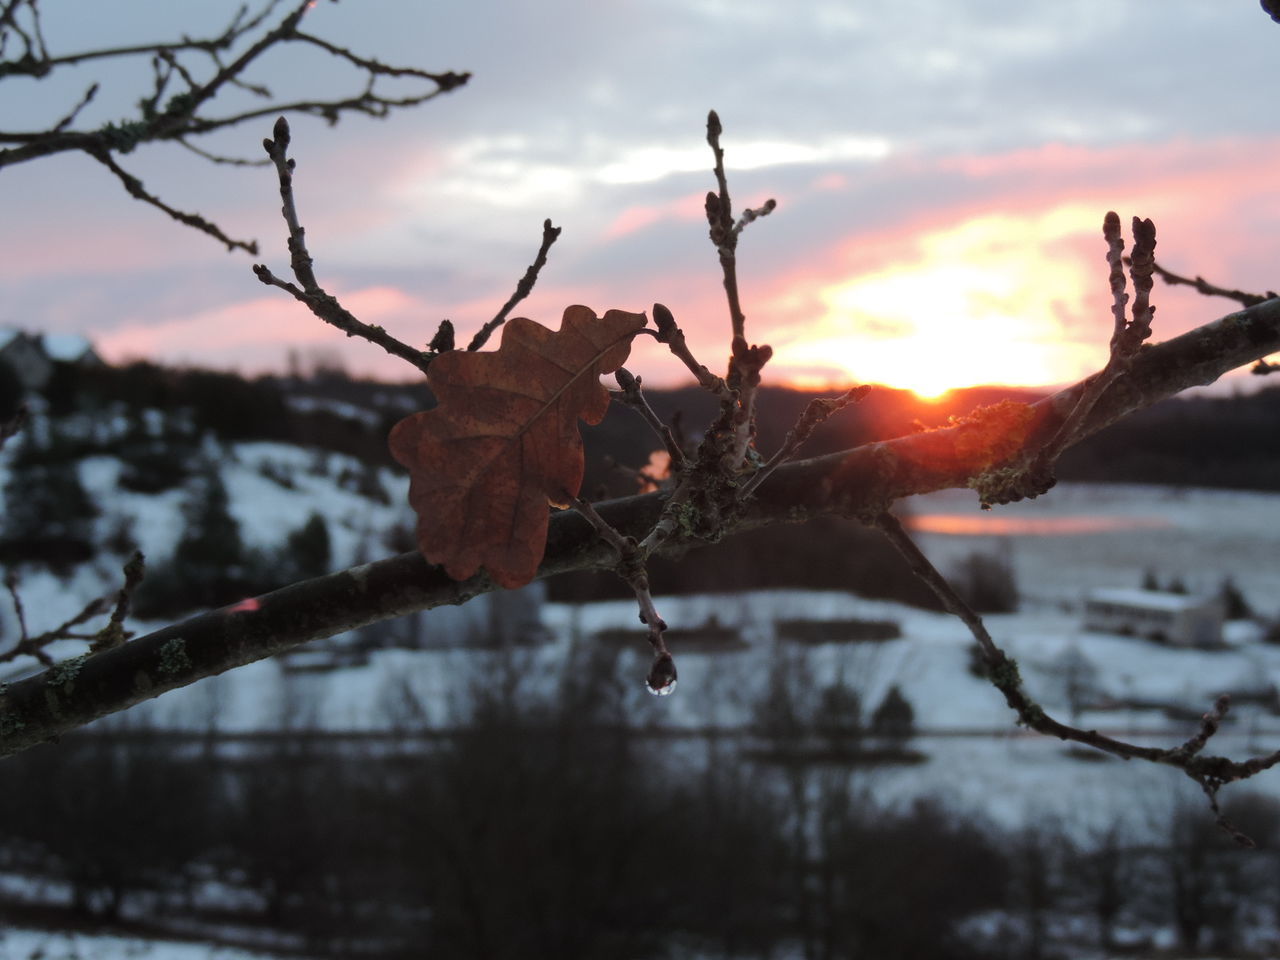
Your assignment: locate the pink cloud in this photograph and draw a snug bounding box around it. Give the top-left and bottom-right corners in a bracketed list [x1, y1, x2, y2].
[75, 135, 1280, 396]
[729, 137, 1280, 393]
[98, 286, 439, 378]
[602, 192, 707, 240]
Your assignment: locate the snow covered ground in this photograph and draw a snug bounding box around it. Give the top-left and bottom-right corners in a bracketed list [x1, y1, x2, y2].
[2, 470, 1279, 957]
[5, 464, 1276, 826]
[0, 928, 308, 960]
[905, 482, 1280, 610]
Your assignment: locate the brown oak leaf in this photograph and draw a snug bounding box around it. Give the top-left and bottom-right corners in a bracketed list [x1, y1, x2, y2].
[389, 305, 647, 588]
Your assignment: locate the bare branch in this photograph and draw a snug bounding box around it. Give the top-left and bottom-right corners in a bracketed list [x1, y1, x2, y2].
[649, 303, 733, 402]
[467, 218, 562, 352]
[0, 0, 469, 249]
[738, 385, 870, 500]
[292, 29, 471, 90]
[1146, 258, 1273, 307]
[701, 113, 774, 470]
[176, 136, 269, 167]
[253, 117, 434, 377]
[875, 512, 1280, 842]
[730, 197, 777, 242]
[613, 367, 687, 472]
[88, 146, 259, 254]
[50, 82, 98, 133]
[569, 496, 676, 695]
[1033, 214, 1157, 477]
[89, 551, 146, 654]
[2, 293, 1277, 755]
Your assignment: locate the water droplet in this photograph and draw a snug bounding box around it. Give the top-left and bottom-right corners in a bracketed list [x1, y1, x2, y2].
[646, 676, 677, 697]
[646, 653, 677, 696]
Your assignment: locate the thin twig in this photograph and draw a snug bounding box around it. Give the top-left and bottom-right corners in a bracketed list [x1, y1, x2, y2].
[254, 117, 434, 377]
[51, 82, 98, 133]
[90, 551, 146, 653]
[875, 511, 1279, 842]
[88, 146, 258, 254]
[0, 553, 144, 666]
[1036, 214, 1156, 467]
[649, 303, 733, 401]
[1144, 259, 1272, 308]
[176, 136, 269, 167]
[570, 495, 676, 694]
[702, 111, 774, 469]
[293, 30, 471, 89]
[731, 198, 777, 242]
[3, 571, 35, 663]
[704, 111, 742, 337]
[468, 219, 561, 352]
[613, 367, 686, 471]
[738, 385, 870, 499]
[0, 0, 468, 249]
[1169, 695, 1232, 760]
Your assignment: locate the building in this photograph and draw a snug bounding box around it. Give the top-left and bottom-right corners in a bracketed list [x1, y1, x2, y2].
[0, 329, 104, 392]
[1082, 588, 1224, 648]
[0, 331, 53, 392]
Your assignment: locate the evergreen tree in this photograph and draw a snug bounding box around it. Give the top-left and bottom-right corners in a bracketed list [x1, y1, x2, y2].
[1218, 576, 1252, 620]
[871, 685, 916, 744]
[813, 679, 862, 757]
[117, 409, 194, 494]
[0, 424, 99, 573]
[0, 356, 25, 422]
[151, 467, 250, 611]
[952, 547, 1019, 613]
[283, 512, 332, 582]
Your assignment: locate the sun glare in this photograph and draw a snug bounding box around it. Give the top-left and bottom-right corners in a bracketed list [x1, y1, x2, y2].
[784, 207, 1105, 397]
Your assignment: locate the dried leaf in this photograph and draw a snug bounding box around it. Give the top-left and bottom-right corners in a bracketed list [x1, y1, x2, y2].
[389, 305, 647, 588]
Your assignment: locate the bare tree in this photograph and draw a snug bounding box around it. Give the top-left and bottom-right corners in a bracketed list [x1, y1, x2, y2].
[2, 3, 1280, 841]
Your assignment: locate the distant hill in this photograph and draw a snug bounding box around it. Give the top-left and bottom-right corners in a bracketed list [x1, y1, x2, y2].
[44, 358, 1280, 493]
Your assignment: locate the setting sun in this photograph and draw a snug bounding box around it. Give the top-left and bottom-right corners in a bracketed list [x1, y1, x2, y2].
[775, 206, 1108, 397]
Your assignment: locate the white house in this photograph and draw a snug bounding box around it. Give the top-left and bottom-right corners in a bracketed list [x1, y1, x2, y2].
[0, 329, 103, 392]
[0, 330, 52, 392]
[1082, 588, 1224, 648]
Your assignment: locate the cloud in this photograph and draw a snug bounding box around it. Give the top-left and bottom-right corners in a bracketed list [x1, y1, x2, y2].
[8, 4, 1280, 399]
[612, 136, 1280, 394]
[97, 286, 436, 378]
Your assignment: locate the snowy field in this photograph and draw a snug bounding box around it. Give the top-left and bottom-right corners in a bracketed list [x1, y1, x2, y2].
[3, 477, 1280, 956]
[54, 480, 1275, 839]
[905, 482, 1280, 610]
[0, 929, 308, 960]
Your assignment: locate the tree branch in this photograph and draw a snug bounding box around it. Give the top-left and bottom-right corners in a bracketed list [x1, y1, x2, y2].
[467, 218, 562, 352]
[253, 117, 434, 376]
[88, 145, 259, 254]
[0, 0, 469, 249]
[1147, 259, 1273, 308]
[876, 512, 1277, 844]
[2, 294, 1278, 756]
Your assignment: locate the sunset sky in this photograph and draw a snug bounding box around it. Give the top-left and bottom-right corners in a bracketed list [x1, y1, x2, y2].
[4, 2, 1280, 398]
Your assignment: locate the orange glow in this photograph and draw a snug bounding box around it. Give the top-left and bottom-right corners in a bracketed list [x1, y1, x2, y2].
[910, 514, 1173, 536]
[778, 205, 1104, 398]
